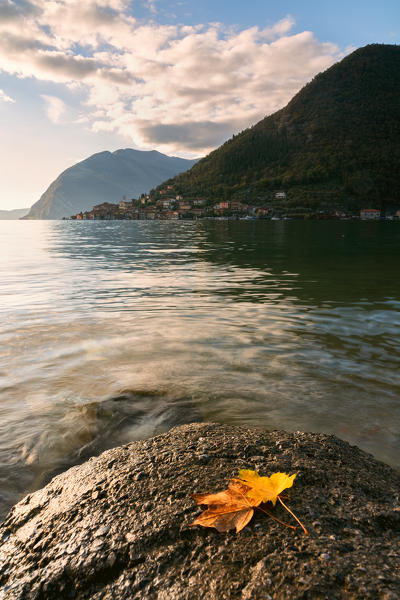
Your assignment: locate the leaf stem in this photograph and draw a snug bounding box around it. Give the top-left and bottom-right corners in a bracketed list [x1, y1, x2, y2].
[256, 506, 297, 530]
[278, 496, 308, 535]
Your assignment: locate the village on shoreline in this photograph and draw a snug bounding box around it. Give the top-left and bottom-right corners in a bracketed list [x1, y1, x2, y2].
[69, 189, 399, 222]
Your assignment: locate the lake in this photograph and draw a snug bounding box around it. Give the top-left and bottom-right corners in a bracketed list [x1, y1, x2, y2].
[0, 219, 399, 520]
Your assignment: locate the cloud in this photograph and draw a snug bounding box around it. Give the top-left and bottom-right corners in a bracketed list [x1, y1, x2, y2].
[0, 1, 344, 154]
[136, 119, 247, 151]
[35, 52, 101, 79]
[41, 94, 67, 123]
[0, 31, 52, 57]
[0, 0, 40, 21]
[0, 88, 15, 103]
[145, 0, 157, 14]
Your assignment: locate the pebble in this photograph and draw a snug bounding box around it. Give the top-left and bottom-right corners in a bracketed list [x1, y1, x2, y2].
[94, 526, 110, 538]
[382, 591, 399, 600]
[312, 520, 322, 528]
[107, 552, 117, 567]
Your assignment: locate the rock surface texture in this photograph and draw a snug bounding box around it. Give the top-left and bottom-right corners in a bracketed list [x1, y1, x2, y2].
[0, 423, 399, 599]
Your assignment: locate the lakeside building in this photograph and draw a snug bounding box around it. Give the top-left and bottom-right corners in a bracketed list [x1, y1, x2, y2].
[230, 200, 245, 211]
[360, 209, 381, 220]
[177, 201, 191, 211]
[256, 207, 273, 218]
[158, 198, 175, 209]
[70, 195, 393, 222]
[191, 208, 205, 218]
[214, 201, 230, 210]
[165, 210, 179, 220]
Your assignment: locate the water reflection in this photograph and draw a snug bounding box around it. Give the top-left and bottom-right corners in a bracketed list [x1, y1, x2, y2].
[49, 219, 400, 305]
[0, 220, 399, 521]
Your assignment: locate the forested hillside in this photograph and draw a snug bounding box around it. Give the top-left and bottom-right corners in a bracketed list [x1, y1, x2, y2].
[153, 45, 400, 211]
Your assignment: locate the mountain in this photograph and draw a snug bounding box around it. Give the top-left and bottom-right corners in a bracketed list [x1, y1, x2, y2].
[154, 44, 400, 212]
[0, 208, 29, 220]
[24, 150, 198, 219]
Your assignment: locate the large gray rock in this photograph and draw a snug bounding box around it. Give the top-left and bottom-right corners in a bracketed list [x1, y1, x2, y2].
[0, 423, 399, 599]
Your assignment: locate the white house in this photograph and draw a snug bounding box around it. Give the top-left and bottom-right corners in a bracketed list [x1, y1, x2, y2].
[360, 209, 381, 220]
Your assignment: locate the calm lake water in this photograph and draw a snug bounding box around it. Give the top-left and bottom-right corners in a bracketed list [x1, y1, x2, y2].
[0, 220, 399, 519]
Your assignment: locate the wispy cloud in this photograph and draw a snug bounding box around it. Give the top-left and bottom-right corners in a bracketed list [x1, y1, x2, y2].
[0, 1, 344, 154]
[0, 89, 15, 103]
[145, 0, 157, 14]
[41, 95, 67, 123]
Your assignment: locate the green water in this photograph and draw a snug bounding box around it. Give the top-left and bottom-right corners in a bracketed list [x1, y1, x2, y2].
[0, 220, 399, 519]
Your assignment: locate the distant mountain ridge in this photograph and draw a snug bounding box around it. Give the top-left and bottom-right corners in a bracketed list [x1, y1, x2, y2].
[0, 208, 29, 220]
[24, 149, 198, 219]
[154, 44, 400, 211]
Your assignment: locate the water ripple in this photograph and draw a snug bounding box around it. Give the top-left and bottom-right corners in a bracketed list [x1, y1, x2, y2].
[0, 220, 399, 520]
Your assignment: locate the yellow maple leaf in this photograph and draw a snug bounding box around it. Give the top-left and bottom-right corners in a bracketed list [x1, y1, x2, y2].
[191, 479, 255, 533]
[191, 470, 307, 535]
[237, 470, 296, 506]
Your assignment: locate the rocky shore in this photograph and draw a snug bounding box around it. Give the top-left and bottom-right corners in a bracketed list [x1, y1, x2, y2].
[1, 423, 399, 599]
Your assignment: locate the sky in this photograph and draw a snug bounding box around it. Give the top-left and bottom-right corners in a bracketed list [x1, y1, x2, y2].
[0, 0, 399, 210]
